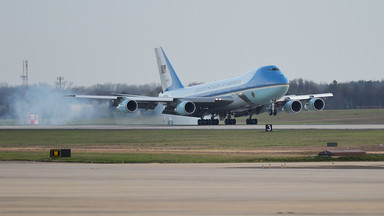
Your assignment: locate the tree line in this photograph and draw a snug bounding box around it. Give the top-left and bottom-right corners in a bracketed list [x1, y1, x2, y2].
[0, 79, 383, 118]
[287, 79, 384, 109]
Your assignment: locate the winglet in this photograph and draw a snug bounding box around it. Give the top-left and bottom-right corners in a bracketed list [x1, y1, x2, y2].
[154, 47, 184, 92]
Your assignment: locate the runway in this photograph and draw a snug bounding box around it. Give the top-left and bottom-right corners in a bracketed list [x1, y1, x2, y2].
[1, 124, 384, 130]
[1, 162, 384, 216]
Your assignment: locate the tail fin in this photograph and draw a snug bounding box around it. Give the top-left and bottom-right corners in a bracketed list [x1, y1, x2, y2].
[154, 47, 184, 92]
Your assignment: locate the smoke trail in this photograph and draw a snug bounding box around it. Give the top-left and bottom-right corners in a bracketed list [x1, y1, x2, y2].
[6, 84, 108, 125]
[1, 84, 197, 125]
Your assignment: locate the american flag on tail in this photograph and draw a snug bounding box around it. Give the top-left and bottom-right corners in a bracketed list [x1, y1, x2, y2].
[161, 65, 167, 74]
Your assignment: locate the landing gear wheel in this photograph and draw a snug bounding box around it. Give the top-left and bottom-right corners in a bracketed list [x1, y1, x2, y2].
[246, 118, 258, 125]
[198, 118, 220, 126]
[253, 119, 258, 125]
[231, 119, 236, 125]
[225, 119, 235, 125]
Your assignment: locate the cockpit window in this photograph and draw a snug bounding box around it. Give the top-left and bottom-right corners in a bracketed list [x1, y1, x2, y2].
[269, 68, 280, 71]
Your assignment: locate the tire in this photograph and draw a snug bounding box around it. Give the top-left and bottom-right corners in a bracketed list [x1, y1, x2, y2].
[231, 119, 236, 125]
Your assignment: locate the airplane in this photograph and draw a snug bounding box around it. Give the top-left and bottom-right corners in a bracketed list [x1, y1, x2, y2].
[70, 47, 333, 125]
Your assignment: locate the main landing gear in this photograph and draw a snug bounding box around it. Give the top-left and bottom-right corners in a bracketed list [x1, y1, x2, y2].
[197, 118, 219, 125]
[246, 118, 258, 125]
[197, 113, 236, 125]
[246, 113, 258, 125]
[224, 118, 236, 125]
[224, 113, 236, 125]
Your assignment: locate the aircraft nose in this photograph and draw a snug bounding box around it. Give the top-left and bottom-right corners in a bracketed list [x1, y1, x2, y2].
[266, 67, 289, 85]
[277, 71, 289, 85]
[251, 66, 289, 86]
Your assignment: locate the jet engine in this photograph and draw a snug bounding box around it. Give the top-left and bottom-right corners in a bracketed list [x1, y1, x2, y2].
[175, 101, 196, 116]
[284, 100, 302, 114]
[307, 98, 325, 111]
[117, 99, 138, 113]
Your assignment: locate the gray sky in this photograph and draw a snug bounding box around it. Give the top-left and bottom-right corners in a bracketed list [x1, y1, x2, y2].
[1, 0, 383, 87]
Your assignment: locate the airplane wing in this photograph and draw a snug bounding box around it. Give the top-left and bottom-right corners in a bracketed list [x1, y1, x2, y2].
[68, 94, 174, 102]
[67, 94, 234, 116]
[270, 93, 333, 114]
[67, 94, 233, 104]
[276, 93, 334, 102]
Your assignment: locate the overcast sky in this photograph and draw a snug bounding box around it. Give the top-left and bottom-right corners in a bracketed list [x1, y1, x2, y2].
[1, 0, 383, 87]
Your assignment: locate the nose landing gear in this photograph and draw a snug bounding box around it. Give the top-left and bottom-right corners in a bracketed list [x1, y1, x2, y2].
[269, 101, 277, 116]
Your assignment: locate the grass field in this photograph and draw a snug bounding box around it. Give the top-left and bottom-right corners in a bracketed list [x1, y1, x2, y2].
[0, 129, 383, 149]
[0, 129, 383, 163]
[2, 151, 384, 163]
[1, 109, 383, 163]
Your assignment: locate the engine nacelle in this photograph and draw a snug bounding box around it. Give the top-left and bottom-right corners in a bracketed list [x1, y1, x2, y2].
[307, 98, 325, 111]
[284, 100, 302, 114]
[117, 99, 138, 113]
[175, 101, 196, 116]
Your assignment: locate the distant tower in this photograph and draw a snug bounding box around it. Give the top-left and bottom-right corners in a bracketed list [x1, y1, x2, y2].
[21, 60, 30, 123]
[56, 76, 65, 89]
[21, 60, 29, 99]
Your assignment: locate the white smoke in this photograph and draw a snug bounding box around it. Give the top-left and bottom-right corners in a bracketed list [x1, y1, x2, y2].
[8, 84, 107, 125]
[6, 84, 197, 125]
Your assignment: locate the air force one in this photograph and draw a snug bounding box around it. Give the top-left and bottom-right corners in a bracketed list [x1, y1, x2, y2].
[71, 47, 333, 125]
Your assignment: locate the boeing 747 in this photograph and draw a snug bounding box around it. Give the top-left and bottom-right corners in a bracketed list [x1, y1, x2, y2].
[71, 47, 333, 125]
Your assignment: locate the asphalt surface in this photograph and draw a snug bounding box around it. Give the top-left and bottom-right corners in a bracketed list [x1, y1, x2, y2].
[1, 162, 384, 216]
[1, 124, 384, 130]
